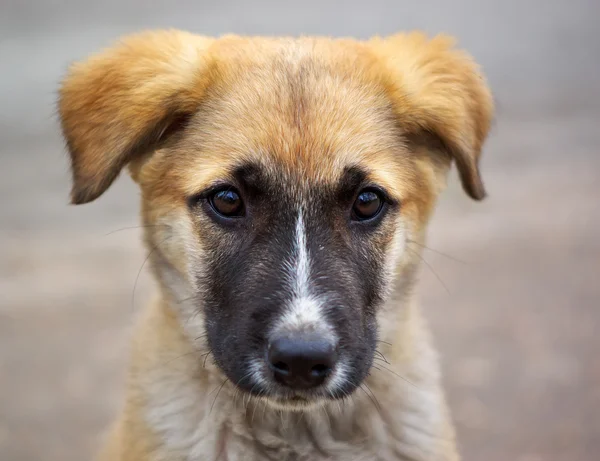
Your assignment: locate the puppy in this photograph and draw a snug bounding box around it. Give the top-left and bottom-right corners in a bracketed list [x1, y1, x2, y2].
[59, 30, 493, 461]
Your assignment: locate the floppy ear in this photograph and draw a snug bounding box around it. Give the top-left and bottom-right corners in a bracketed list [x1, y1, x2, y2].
[370, 33, 494, 200]
[58, 30, 214, 204]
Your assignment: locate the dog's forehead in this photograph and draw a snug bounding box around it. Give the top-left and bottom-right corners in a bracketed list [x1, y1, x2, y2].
[174, 41, 414, 197]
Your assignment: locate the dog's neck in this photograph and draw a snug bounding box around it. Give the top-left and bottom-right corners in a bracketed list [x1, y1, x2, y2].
[127, 291, 456, 461]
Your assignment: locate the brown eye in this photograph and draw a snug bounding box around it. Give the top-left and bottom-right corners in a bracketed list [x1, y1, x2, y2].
[352, 189, 383, 221]
[209, 188, 244, 217]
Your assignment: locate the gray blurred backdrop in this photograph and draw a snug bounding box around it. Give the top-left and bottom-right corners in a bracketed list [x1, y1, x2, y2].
[1, 1, 599, 460]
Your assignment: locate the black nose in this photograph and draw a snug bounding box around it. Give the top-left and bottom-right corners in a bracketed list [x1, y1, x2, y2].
[267, 335, 337, 389]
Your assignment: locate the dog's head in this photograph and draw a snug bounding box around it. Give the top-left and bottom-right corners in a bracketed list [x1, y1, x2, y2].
[59, 31, 492, 410]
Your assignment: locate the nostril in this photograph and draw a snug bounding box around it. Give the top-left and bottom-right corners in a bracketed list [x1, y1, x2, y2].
[310, 364, 331, 378]
[272, 361, 290, 376]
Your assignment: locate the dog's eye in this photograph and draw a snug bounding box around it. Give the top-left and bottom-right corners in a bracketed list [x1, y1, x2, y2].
[352, 189, 384, 221]
[209, 188, 244, 218]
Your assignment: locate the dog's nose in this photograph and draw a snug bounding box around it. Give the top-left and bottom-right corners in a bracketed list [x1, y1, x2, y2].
[268, 335, 336, 389]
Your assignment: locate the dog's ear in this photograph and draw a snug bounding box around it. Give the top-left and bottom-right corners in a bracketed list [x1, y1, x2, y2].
[370, 33, 494, 200]
[59, 30, 214, 204]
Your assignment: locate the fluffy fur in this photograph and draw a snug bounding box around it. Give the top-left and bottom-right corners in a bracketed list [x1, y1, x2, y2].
[59, 30, 493, 461]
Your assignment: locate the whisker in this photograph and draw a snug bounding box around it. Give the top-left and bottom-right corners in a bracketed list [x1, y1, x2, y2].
[363, 381, 381, 409]
[131, 236, 171, 312]
[165, 350, 198, 366]
[184, 309, 203, 328]
[105, 224, 171, 236]
[175, 294, 199, 305]
[320, 402, 333, 433]
[209, 378, 229, 415]
[298, 405, 305, 425]
[229, 367, 255, 404]
[261, 394, 268, 420]
[252, 389, 265, 424]
[281, 408, 289, 432]
[372, 362, 418, 388]
[231, 387, 239, 407]
[202, 350, 213, 368]
[246, 382, 262, 414]
[407, 239, 468, 265]
[149, 348, 201, 374]
[359, 383, 382, 416]
[336, 390, 345, 414]
[373, 350, 390, 364]
[406, 246, 451, 295]
[344, 377, 380, 416]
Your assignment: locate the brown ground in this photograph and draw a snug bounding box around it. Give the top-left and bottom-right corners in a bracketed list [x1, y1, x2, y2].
[1, 1, 599, 460]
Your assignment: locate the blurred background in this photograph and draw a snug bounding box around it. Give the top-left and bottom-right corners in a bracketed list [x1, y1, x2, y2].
[1, 0, 599, 460]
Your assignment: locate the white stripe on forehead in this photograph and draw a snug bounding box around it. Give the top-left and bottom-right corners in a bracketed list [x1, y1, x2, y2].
[294, 212, 310, 298]
[274, 209, 334, 336]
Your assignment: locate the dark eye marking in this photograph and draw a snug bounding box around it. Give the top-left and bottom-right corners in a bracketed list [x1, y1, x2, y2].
[337, 166, 369, 202]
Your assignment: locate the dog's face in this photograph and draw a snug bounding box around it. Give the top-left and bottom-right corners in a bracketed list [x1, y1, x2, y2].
[59, 31, 492, 409]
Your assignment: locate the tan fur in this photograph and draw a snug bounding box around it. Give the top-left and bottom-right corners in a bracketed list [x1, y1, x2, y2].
[59, 30, 493, 461]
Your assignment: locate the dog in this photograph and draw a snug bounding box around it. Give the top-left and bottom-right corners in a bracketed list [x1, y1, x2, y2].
[58, 29, 493, 461]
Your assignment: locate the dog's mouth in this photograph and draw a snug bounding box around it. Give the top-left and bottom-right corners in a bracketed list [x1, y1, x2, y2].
[223, 355, 363, 412]
[240, 376, 341, 411]
[251, 391, 331, 412]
